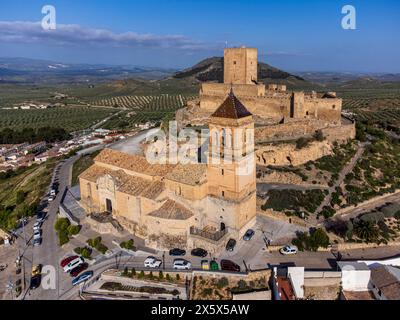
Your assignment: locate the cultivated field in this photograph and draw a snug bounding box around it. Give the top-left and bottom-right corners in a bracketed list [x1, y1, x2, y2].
[90, 94, 196, 109]
[0, 107, 116, 132]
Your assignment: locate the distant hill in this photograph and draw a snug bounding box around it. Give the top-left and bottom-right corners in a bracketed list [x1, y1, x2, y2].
[0, 57, 176, 84]
[172, 56, 309, 88]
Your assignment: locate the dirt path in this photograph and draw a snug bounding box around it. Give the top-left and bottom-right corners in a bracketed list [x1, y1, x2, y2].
[310, 143, 367, 225]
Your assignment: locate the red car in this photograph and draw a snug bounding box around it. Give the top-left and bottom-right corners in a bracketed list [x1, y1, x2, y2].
[70, 263, 88, 277]
[60, 255, 79, 268]
[220, 259, 241, 272]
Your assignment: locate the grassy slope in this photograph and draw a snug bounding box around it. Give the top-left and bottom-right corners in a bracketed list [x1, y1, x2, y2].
[71, 150, 100, 186]
[0, 159, 57, 230]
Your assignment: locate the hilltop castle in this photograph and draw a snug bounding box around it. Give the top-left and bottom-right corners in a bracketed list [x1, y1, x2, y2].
[79, 91, 257, 251]
[178, 47, 355, 144]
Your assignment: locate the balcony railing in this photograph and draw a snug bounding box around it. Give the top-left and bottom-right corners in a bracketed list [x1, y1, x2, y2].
[190, 226, 227, 242]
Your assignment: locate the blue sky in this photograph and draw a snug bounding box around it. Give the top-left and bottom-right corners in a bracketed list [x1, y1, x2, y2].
[0, 0, 399, 72]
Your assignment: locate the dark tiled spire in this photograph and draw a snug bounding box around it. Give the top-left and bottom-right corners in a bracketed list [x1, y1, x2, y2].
[211, 90, 252, 119]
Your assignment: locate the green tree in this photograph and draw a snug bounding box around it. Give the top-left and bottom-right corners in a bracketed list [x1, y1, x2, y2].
[354, 220, 380, 243]
[67, 225, 81, 236]
[159, 271, 164, 280]
[55, 217, 70, 232]
[309, 228, 330, 251]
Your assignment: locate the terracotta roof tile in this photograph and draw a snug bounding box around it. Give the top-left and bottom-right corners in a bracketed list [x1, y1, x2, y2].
[211, 90, 252, 119]
[166, 163, 207, 186]
[148, 199, 193, 220]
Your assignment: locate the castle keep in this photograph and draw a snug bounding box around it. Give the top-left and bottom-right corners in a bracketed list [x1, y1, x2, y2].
[180, 47, 355, 143]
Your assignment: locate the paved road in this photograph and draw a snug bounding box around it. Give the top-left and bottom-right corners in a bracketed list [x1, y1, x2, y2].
[110, 128, 159, 155]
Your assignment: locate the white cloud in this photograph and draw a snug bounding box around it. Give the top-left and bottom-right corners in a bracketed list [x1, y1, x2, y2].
[0, 21, 210, 50]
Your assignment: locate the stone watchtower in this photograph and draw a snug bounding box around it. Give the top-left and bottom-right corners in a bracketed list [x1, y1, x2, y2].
[224, 47, 258, 85]
[206, 90, 257, 239]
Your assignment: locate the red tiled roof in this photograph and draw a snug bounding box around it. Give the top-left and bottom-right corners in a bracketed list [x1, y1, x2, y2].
[211, 90, 252, 119]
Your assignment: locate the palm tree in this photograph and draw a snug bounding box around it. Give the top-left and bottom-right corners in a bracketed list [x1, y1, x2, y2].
[354, 220, 379, 243]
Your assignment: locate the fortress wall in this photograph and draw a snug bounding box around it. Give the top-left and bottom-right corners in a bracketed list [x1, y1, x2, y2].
[200, 93, 291, 119]
[201, 83, 265, 97]
[304, 98, 342, 124]
[254, 120, 329, 142]
[321, 122, 356, 142]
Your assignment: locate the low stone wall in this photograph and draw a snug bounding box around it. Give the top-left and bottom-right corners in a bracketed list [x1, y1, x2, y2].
[258, 209, 309, 228]
[337, 241, 400, 251]
[86, 216, 121, 236]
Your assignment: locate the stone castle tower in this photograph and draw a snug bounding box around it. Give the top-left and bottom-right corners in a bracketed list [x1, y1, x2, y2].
[224, 47, 258, 85]
[206, 90, 257, 238]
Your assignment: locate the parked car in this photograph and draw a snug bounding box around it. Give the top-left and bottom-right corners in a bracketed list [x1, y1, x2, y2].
[70, 263, 88, 277]
[30, 275, 42, 290]
[201, 260, 209, 270]
[63, 257, 84, 273]
[280, 245, 298, 255]
[34, 229, 42, 237]
[33, 221, 42, 230]
[144, 257, 162, 268]
[36, 212, 46, 223]
[72, 271, 93, 286]
[226, 239, 237, 252]
[31, 264, 42, 277]
[48, 196, 54, 202]
[220, 259, 241, 272]
[60, 255, 79, 268]
[169, 248, 186, 256]
[33, 238, 42, 246]
[191, 248, 208, 258]
[173, 259, 191, 270]
[33, 233, 42, 241]
[243, 229, 255, 241]
[50, 189, 56, 197]
[210, 260, 219, 271]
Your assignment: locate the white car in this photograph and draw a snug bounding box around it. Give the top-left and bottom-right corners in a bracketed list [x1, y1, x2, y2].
[173, 259, 191, 270]
[48, 196, 54, 202]
[144, 257, 162, 268]
[279, 245, 298, 255]
[50, 190, 56, 197]
[33, 222, 42, 231]
[33, 230, 42, 240]
[63, 257, 84, 273]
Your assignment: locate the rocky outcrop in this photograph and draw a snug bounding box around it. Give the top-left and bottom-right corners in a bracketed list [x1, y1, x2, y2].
[256, 140, 333, 167]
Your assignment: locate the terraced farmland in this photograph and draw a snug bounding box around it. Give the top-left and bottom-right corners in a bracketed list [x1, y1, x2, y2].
[355, 108, 400, 125]
[0, 107, 116, 132]
[91, 94, 196, 110]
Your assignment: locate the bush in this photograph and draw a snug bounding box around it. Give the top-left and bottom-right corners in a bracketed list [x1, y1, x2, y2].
[74, 247, 92, 259]
[314, 130, 324, 142]
[138, 271, 145, 279]
[120, 239, 135, 250]
[67, 225, 81, 236]
[176, 274, 180, 281]
[166, 274, 171, 281]
[16, 190, 26, 205]
[55, 217, 70, 232]
[217, 277, 229, 289]
[58, 230, 69, 246]
[159, 271, 164, 280]
[296, 137, 310, 149]
[292, 228, 330, 252]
